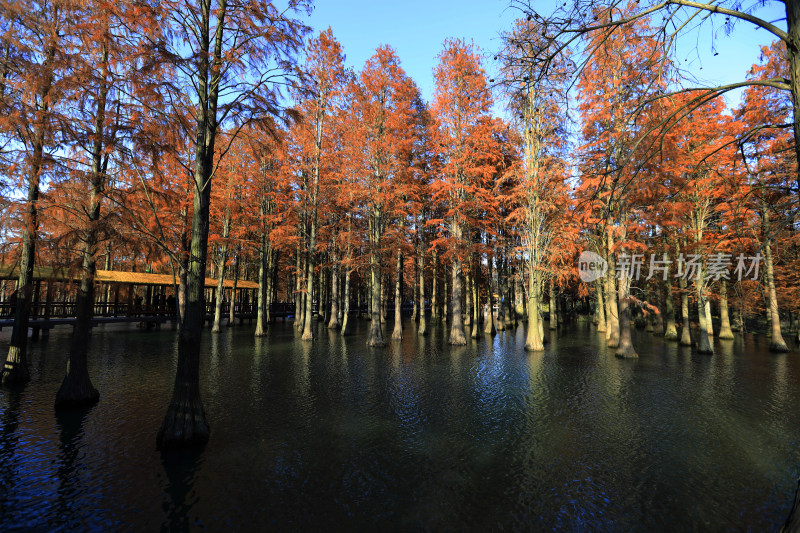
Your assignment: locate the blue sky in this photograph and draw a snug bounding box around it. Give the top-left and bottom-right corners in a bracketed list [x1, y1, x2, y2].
[303, 0, 787, 110]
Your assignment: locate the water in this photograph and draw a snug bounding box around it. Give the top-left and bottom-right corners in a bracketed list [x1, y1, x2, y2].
[1, 318, 799, 531]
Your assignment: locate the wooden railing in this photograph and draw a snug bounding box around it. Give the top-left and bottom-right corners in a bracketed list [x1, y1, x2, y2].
[0, 300, 306, 320]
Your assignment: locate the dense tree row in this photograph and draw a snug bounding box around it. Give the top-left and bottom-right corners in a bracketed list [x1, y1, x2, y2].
[0, 1, 797, 454]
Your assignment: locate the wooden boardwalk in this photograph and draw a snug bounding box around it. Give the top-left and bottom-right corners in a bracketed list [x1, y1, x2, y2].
[0, 302, 302, 332]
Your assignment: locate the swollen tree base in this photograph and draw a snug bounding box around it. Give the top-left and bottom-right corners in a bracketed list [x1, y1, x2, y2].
[449, 327, 467, 346]
[718, 326, 735, 340]
[615, 343, 638, 358]
[366, 336, 386, 347]
[696, 331, 714, 355]
[770, 338, 790, 353]
[55, 372, 99, 409]
[2, 347, 31, 386]
[157, 398, 209, 450]
[680, 325, 692, 346]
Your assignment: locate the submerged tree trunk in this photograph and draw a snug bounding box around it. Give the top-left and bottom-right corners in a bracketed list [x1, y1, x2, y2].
[55, 47, 111, 406]
[616, 272, 637, 358]
[2, 129, 50, 386]
[212, 215, 231, 333]
[525, 270, 544, 351]
[341, 266, 352, 335]
[2, 171, 40, 386]
[595, 279, 606, 332]
[718, 280, 734, 340]
[328, 255, 340, 330]
[695, 268, 714, 355]
[418, 248, 427, 336]
[664, 270, 678, 340]
[301, 234, 316, 341]
[255, 236, 269, 337]
[680, 278, 692, 346]
[157, 157, 212, 449]
[495, 255, 505, 332]
[392, 249, 403, 340]
[431, 250, 439, 321]
[367, 253, 385, 347]
[228, 250, 239, 326]
[471, 258, 480, 339]
[380, 272, 388, 324]
[411, 259, 419, 322]
[764, 240, 789, 352]
[605, 243, 620, 348]
[158, 0, 233, 447]
[485, 256, 496, 336]
[295, 252, 305, 332]
[464, 270, 472, 327]
[449, 257, 467, 345]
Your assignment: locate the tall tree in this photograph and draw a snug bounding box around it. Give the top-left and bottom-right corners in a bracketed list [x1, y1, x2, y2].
[354, 46, 417, 347]
[0, 0, 70, 384]
[432, 39, 498, 346]
[156, 0, 308, 449]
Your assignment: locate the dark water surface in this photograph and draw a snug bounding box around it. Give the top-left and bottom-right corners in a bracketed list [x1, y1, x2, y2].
[1, 318, 799, 531]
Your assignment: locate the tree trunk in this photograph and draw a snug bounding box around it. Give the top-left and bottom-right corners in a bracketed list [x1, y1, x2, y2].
[549, 281, 557, 330]
[525, 270, 544, 351]
[441, 272, 448, 324]
[765, 241, 789, 352]
[411, 259, 419, 322]
[212, 215, 230, 333]
[341, 267, 352, 335]
[485, 256, 496, 336]
[392, 249, 403, 340]
[471, 259, 480, 339]
[449, 257, 467, 345]
[295, 252, 305, 332]
[604, 243, 620, 348]
[2, 164, 40, 386]
[495, 255, 505, 332]
[301, 236, 316, 341]
[431, 250, 439, 321]
[55, 45, 110, 406]
[664, 273, 678, 340]
[695, 268, 714, 355]
[157, 151, 212, 449]
[418, 246, 427, 336]
[158, 1, 228, 447]
[464, 269, 472, 327]
[228, 249, 239, 327]
[718, 280, 734, 339]
[595, 279, 606, 332]
[380, 272, 388, 324]
[255, 235, 268, 337]
[616, 272, 638, 358]
[367, 249, 385, 347]
[328, 255, 340, 330]
[503, 264, 515, 328]
[680, 276, 692, 346]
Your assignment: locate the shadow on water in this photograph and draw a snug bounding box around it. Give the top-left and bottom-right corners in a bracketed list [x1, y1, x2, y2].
[53, 406, 93, 529]
[0, 387, 23, 518]
[159, 449, 204, 532]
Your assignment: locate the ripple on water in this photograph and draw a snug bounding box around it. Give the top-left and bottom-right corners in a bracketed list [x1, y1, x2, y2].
[0, 320, 799, 530]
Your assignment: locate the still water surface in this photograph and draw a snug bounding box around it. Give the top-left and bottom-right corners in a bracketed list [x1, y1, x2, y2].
[1, 319, 799, 531]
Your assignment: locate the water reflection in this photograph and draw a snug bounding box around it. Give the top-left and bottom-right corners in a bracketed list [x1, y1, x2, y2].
[54, 408, 91, 526]
[0, 388, 22, 516]
[159, 450, 203, 532]
[0, 320, 797, 530]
